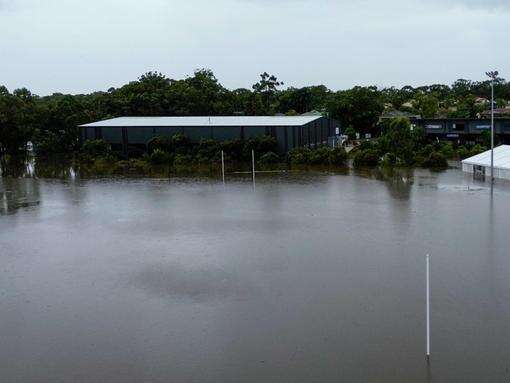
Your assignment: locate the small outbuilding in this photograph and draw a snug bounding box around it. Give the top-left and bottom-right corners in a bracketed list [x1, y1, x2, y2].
[461, 145, 510, 180]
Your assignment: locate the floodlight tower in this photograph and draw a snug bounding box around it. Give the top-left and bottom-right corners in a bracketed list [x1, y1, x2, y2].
[486, 70, 498, 184]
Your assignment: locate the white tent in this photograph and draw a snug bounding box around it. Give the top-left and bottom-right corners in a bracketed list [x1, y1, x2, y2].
[461, 145, 510, 179]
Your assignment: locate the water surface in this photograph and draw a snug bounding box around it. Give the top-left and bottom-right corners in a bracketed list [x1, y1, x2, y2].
[1, 169, 510, 382]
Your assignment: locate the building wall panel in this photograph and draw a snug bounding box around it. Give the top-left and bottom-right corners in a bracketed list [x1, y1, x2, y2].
[101, 127, 123, 144]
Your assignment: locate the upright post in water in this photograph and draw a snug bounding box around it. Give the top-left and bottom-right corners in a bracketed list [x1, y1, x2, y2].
[426, 254, 431, 360]
[251, 149, 256, 188]
[221, 150, 225, 184]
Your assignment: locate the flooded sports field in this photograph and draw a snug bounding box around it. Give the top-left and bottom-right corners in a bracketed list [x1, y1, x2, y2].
[1, 168, 510, 382]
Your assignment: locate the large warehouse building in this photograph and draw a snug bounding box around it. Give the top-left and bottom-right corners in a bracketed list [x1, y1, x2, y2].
[80, 115, 341, 153]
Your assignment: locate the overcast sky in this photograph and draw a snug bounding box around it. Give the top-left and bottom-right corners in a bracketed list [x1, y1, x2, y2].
[0, 0, 509, 95]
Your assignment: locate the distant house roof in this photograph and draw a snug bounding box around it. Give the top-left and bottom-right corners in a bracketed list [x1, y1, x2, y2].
[462, 145, 510, 170]
[80, 116, 323, 128]
[480, 107, 510, 117]
[474, 97, 489, 103]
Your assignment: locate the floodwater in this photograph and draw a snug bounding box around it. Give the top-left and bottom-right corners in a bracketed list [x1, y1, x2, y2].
[1, 168, 510, 382]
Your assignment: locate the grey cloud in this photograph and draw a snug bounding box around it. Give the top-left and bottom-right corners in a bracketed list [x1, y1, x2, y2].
[0, 0, 508, 94]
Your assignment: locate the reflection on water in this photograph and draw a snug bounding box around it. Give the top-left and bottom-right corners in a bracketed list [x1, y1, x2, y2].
[0, 177, 41, 215]
[0, 156, 78, 179]
[354, 166, 414, 200]
[1, 167, 510, 382]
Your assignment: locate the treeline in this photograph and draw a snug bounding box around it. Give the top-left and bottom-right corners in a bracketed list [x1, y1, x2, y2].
[1, 70, 510, 157]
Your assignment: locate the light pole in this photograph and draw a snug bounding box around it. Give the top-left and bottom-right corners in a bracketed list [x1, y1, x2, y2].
[486, 71, 498, 184]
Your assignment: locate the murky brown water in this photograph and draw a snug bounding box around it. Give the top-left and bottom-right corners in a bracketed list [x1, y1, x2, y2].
[1, 169, 510, 382]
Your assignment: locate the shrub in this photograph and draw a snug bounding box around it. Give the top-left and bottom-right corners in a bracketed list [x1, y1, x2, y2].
[173, 153, 193, 166]
[258, 151, 280, 165]
[380, 152, 397, 166]
[457, 145, 470, 159]
[288, 146, 347, 166]
[358, 140, 378, 151]
[353, 149, 380, 167]
[221, 139, 244, 161]
[149, 149, 172, 165]
[439, 142, 455, 159]
[480, 130, 491, 147]
[344, 126, 356, 140]
[422, 151, 447, 169]
[418, 144, 435, 158]
[470, 144, 486, 156]
[195, 139, 221, 163]
[129, 158, 151, 173]
[127, 146, 145, 159]
[172, 133, 191, 154]
[308, 146, 331, 164]
[81, 139, 110, 157]
[147, 136, 173, 153]
[288, 147, 311, 164]
[328, 147, 348, 165]
[243, 135, 278, 160]
[254, 135, 278, 154]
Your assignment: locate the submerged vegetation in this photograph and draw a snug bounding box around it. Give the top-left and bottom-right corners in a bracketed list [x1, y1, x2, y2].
[73, 134, 349, 176]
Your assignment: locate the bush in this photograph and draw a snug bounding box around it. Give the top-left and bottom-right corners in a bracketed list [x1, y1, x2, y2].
[358, 140, 378, 151]
[149, 149, 172, 165]
[380, 152, 397, 166]
[258, 151, 280, 165]
[221, 139, 244, 161]
[480, 130, 491, 147]
[195, 139, 221, 163]
[439, 142, 455, 159]
[418, 144, 435, 158]
[470, 144, 486, 156]
[328, 147, 348, 165]
[127, 146, 145, 159]
[147, 136, 173, 153]
[287, 146, 347, 166]
[308, 146, 331, 164]
[288, 147, 311, 164]
[457, 145, 470, 159]
[344, 126, 356, 140]
[81, 139, 110, 157]
[173, 153, 193, 166]
[353, 149, 380, 167]
[172, 133, 191, 154]
[243, 135, 278, 160]
[422, 151, 447, 169]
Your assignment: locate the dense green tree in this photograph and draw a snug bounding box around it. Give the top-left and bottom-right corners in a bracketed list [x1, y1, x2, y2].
[278, 85, 330, 114]
[0, 87, 38, 155]
[33, 94, 89, 155]
[252, 72, 283, 114]
[110, 71, 172, 116]
[327, 86, 384, 134]
[415, 94, 439, 118]
[167, 69, 234, 115]
[378, 117, 416, 165]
